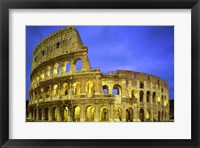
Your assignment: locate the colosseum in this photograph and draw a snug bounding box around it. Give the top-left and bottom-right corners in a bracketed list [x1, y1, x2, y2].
[27, 26, 170, 122]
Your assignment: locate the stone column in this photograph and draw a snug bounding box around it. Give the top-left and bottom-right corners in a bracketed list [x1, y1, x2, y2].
[36, 107, 39, 121]
[143, 91, 146, 103]
[150, 109, 154, 121]
[82, 55, 91, 70]
[108, 86, 112, 95]
[41, 108, 45, 121]
[109, 103, 114, 122]
[121, 107, 126, 122]
[68, 106, 73, 122]
[49, 108, 52, 121]
[49, 84, 52, 100]
[69, 78, 72, 98]
[150, 93, 153, 106]
[57, 106, 62, 121]
[70, 59, 76, 73]
[81, 78, 85, 95]
[80, 104, 85, 122]
[95, 75, 100, 95]
[94, 103, 99, 122]
[133, 108, 139, 122]
[61, 62, 65, 75]
[33, 109, 35, 120]
[58, 82, 61, 99]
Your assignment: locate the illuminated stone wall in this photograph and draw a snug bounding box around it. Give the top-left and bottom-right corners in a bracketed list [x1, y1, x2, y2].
[28, 26, 170, 122]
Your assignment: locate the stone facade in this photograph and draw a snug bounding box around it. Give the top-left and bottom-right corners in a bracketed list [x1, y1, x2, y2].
[27, 26, 170, 122]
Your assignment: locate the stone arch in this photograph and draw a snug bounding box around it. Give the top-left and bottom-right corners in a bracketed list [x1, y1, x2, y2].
[46, 66, 52, 77]
[62, 83, 68, 96]
[158, 111, 161, 122]
[131, 89, 135, 98]
[40, 72, 45, 80]
[112, 84, 122, 95]
[146, 109, 151, 121]
[146, 91, 150, 103]
[52, 107, 59, 121]
[85, 105, 95, 122]
[103, 85, 109, 94]
[139, 108, 145, 122]
[116, 107, 122, 121]
[53, 84, 58, 97]
[63, 106, 68, 121]
[140, 90, 144, 102]
[74, 106, 81, 122]
[86, 81, 95, 95]
[100, 106, 109, 122]
[36, 76, 39, 82]
[164, 96, 168, 106]
[44, 107, 49, 121]
[140, 82, 144, 89]
[126, 107, 133, 122]
[38, 108, 42, 121]
[65, 62, 70, 73]
[75, 59, 82, 71]
[153, 92, 156, 103]
[73, 82, 80, 95]
[53, 63, 60, 75]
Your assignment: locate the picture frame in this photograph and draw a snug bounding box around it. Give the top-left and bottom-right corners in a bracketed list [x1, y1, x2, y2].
[0, 0, 199, 148]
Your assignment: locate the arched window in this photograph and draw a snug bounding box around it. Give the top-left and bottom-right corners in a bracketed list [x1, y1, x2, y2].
[86, 82, 95, 95]
[153, 92, 156, 103]
[140, 90, 144, 102]
[73, 82, 80, 95]
[74, 106, 80, 122]
[139, 109, 145, 122]
[53, 63, 59, 75]
[66, 62, 70, 72]
[112, 84, 122, 95]
[146, 91, 150, 103]
[56, 42, 60, 48]
[86, 105, 95, 121]
[131, 90, 135, 98]
[140, 82, 144, 89]
[103, 85, 109, 94]
[53, 84, 58, 97]
[76, 59, 82, 71]
[57, 65, 61, 74]
[62, 83, 68, 96]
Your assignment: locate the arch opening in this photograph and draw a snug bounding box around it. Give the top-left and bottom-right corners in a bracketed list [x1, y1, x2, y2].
[112, 84, 122, 95]
[140, 90, 144, 102]
[100, 106, 109, 122]
[44, 108, 49, 121]
[76, 59, 82, 71]
[103, 85, 109, 94]
[86, 82, 95, 95]
[74, 106, 81, 122]
[139, 109, 145, 122]
[85, 105, 95, 122]
[126, 108, 133, 122]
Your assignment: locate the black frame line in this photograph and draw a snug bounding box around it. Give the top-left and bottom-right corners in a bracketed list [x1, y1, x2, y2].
[0, 0, 199, 148]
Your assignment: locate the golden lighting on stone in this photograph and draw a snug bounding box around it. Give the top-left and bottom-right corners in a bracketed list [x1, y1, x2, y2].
[146, 112, 150, 120]
[157, 96, 161, 102]
[27, 26, 171, 122]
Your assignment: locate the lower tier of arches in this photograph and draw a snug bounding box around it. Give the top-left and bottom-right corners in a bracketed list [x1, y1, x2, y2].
[28, 101, 169, 122]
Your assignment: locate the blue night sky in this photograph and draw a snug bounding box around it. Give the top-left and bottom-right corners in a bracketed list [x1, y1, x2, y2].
[26, 26, 174, 100]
